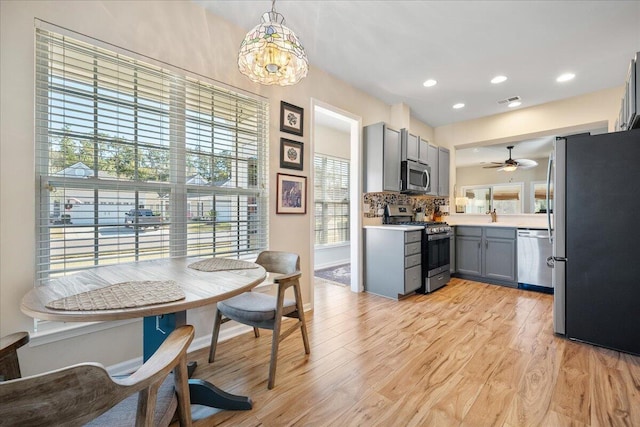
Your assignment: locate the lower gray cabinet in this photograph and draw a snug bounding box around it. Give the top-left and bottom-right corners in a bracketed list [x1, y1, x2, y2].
[456, 234, 482, 276]
[455, 226, 517, 286]
[365, 227, 422, 299]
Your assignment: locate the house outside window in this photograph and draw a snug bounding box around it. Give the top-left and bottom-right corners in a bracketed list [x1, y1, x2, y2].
[35, 29, 269, 285]
[314, 155, 350, 245]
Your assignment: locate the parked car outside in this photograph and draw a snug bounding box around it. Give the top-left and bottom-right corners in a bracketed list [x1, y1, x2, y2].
[124, 209, 163, 229]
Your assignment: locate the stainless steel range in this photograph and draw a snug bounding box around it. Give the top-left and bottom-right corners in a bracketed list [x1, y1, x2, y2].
[384, 204, 452, 293]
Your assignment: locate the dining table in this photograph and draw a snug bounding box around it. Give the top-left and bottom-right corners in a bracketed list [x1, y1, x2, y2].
[21, 256, 267, 411]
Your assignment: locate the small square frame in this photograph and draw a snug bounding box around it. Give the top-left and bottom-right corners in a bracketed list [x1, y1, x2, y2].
[280, 138, 304, 170]
[280, 101, 304, 136]
[276, 173, 307, 214]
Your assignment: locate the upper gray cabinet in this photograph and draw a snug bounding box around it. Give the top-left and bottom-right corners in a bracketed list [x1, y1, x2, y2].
[438, 147, 450, 197]
[401, 129, 420, 162]
[364, 122, 401, 192]
[418, 138, 429, 164]
[427, 144, 439, 196]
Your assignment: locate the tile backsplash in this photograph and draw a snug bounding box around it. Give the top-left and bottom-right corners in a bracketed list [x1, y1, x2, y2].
[363, 192, 449, 218]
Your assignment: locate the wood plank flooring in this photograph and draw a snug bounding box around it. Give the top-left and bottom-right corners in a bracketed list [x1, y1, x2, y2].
[183, 278, 640, 426]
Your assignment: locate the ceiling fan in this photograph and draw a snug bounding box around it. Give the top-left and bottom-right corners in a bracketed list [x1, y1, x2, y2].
[482, 145, 538, 172]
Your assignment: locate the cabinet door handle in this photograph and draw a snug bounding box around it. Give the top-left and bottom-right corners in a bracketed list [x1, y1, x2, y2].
[485, 240, 488, 248]
[477, 241, 481, 249]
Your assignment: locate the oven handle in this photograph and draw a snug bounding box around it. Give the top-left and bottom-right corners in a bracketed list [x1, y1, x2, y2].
[427, 233, 452, 241]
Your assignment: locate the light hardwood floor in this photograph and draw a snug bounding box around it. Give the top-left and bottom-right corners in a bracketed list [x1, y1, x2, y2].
[185, 278, 640, 426]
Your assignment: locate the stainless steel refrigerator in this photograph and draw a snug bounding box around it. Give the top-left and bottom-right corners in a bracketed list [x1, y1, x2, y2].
[549, 129, 640, 356]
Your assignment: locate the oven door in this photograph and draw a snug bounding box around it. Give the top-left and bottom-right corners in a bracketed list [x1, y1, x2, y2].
[427, 233, 450, 276]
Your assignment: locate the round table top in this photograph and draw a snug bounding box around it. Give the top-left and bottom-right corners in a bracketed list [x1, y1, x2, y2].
[21, 257, 266, 322]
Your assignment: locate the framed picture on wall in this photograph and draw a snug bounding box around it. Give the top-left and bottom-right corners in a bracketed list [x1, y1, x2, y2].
[276, 173, 306, 214]
[280, 138, 304, 170]
[280, 101, 304, 136]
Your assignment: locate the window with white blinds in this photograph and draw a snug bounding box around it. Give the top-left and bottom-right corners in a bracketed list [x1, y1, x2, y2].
[314, 155, 350, 245]
[35, 29, 269, 284]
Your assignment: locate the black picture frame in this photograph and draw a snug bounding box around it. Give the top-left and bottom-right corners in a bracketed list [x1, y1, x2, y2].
[280, 101, 304, 136]
[280, 138, 304, 170]
[276, 173, 307, 214]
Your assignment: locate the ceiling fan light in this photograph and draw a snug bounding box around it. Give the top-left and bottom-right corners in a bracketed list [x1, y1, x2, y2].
[238, 5, 308, 86]
[501, 164, 517, 172]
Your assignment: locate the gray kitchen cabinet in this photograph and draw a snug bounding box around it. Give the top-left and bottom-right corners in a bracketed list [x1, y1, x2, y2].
[438, 147, 450, 197]
[364, 122, 401, 192]
[455, 226, 517, 286]
[418, 137, 429, 164]
[401, 129, 420, 162]
[427, 144, 439, 196]
[365, 227, 423, 299]
[455, 227, 482, 276]
[449, 226, 456, 274]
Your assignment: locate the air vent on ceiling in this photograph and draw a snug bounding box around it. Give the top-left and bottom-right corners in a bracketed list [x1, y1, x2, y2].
[497, 96, 521, 105]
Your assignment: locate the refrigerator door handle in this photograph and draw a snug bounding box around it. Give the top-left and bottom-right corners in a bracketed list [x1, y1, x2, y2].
[546, 153, 553, 243]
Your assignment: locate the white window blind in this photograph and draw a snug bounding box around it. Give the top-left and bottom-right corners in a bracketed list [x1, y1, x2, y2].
[35, 29, 268, 284]
[314, 155, 350, 245]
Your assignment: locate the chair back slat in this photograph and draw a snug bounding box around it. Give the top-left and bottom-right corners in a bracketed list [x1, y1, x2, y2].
[0, 325, 194, 427]
[0, 364, 125, 426]
[255, 251, 300, 275]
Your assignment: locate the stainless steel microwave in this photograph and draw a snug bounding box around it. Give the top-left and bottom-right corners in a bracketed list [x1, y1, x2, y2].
[401, 159, 431, 193]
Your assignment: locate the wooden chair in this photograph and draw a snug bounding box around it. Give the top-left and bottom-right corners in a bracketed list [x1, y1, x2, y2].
[209, 251, 310, 389]
[0, 325, 194, 427]
[0, 331, 29, 381]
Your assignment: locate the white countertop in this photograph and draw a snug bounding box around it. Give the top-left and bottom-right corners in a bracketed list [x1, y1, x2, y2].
[446, 214, 550, 229]
[363, 224, 425, 231]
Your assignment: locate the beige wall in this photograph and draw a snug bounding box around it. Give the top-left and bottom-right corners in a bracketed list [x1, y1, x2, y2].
[314, 125, 351, 159]
[0, 0, 432, 374]
[435, 86, 623, 197]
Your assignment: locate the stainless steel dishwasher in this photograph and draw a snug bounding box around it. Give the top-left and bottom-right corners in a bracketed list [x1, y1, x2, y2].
[517, 228, 553, 292]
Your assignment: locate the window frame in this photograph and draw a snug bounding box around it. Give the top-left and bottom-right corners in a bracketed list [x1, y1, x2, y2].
[460, 182, 524, 214]
[314, 154, 350, 246]
[34, 27, 269, 299]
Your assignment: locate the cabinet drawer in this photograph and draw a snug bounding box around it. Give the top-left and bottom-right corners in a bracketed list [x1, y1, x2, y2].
[485, 227, 516, 239]
[405, 230, 422, 243]
[405, 254, 422, 268]
[405, 265, 422, 293]
[405, 241, 421, 256]
[456, 226, 482, 237]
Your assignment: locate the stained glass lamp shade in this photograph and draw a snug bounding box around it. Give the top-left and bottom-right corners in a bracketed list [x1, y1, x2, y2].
[238, 10, 308, 86]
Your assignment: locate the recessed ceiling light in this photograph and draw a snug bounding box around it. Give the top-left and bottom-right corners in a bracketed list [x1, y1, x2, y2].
[423, 79, 437, 87]
[556, 73, 575, 82]
[491, 75, 507, 84]
[508, 101, 521, 108]
[453, 103, 465, 109]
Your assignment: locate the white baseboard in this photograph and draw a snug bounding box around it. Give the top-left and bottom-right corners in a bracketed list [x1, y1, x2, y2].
[314, 260, 350, 270]
[108, 302, 312, 376]
[108, 322, 254, 375]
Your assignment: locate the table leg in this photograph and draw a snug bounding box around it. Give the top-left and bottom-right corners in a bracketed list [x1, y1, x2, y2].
[143, 313, 253, 410]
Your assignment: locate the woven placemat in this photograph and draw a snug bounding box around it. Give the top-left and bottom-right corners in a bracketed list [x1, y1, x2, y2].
[45, 280, 185, 311]
[188, 257, 259, 272]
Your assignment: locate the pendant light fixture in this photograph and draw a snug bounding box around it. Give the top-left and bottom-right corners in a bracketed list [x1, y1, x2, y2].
[238, 0, 308, 86]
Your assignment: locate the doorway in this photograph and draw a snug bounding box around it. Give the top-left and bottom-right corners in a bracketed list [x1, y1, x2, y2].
[310, 100, 362, 295]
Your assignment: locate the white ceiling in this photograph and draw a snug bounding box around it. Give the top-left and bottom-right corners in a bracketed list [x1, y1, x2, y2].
[196, 0, 640, 129]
